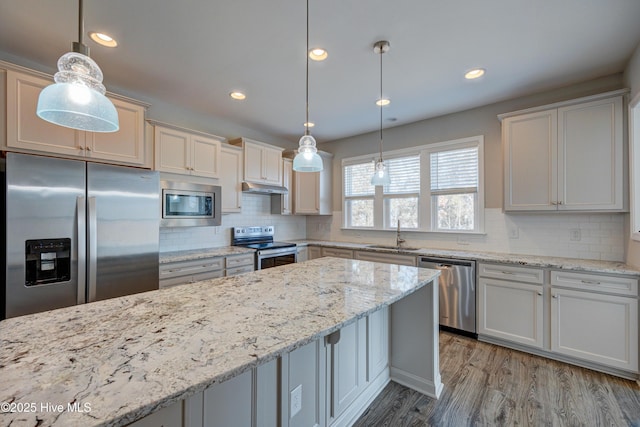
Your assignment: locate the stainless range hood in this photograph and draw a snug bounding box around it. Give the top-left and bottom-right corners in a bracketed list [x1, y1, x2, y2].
[242, 181, 288, 194]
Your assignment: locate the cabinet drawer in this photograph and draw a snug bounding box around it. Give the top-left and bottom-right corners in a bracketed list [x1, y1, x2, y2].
[354, 251, 416, 266]
[226, 265, 254, 276]
[478, 263, 544, 285]
[192, 270, 224, 282]
[159, 276, 190, 289]
[551, 270, 638, 297]
[226, 254, 255, 268]
[321, 247, 354, 259]
[160, 257, 224, 279]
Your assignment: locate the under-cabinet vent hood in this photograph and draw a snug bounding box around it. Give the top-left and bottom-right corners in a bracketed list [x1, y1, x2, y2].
[242, 181, 288, 195]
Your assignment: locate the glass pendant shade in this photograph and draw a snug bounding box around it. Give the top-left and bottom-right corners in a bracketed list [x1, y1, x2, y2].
[293, 134, 323, 172]
[37, 52, 119, 132]
[371, 159, 390, 186]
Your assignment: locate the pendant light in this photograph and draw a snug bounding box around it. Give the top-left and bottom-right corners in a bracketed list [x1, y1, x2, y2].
[37, 0, 119, 133]
[293, 0, 323, 172]
[371, 40, 391, 186]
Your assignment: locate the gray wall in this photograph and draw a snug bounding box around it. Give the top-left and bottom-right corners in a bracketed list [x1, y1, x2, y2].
[320, 74, 625, 211]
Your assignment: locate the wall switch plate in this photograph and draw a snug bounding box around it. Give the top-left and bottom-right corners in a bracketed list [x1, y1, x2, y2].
[291, 384, 302, 417]
[569, 228, 582, 241]
[508, 225, 519, 239]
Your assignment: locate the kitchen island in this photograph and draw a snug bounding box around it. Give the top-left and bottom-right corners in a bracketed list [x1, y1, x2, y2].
[0, 257, 441, 427]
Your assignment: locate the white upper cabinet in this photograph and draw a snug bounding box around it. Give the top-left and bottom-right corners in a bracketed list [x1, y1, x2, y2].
[228, 137, 284, 186]
[154, 124, 221, 178]
[5, 69, 148, 167]
[220, 144, 243, 213]
[502, 91, 626, 212]
[292, 151, 333, 215]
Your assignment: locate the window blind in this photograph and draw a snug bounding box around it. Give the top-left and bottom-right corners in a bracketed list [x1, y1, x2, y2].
[430, 147, 478, 195]
[344, 162, 375, 197]
[384, 155, 420, 194]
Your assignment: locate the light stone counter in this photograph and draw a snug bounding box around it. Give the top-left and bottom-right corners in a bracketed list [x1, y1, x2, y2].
[159, 246, 255, 264]
[0, 257, 439, 427]
[288, 239, 640, 277]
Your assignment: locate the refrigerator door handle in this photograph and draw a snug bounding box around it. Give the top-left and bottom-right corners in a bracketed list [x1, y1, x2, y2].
[77, 196, 86, 305]
[87, 196, 98, 303]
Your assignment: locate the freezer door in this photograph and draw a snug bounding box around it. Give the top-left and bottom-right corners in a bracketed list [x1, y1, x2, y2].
[87, 163, 159, 302]
[5, 153, 86, 318]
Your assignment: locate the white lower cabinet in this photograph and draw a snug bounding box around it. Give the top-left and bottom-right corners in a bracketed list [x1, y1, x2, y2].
[321, 247, 354, 259]
[478, 277, 544, 348]
[308, 246, 322, 260]
[297, 246, 308, 262]
[129, 306, 392, 427]
[479, 262, 639, 377]
[327, 319, 367, 423]
[354, 250, 416, 266]
[551, 287, 638, 372]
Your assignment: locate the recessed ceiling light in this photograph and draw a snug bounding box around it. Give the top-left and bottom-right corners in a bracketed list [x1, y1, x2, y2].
[376, 98, 390, 106]
[465, 68, 485, 80]
[308, 48, 328, 61]
[229, 91, 246, 100]
[304, 122, 315, 128]
[89, 32, 117, 47]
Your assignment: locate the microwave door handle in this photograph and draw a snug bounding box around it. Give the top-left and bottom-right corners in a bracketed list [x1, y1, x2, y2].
[87, 196, 98, 303]
[76, 196, 86, 305]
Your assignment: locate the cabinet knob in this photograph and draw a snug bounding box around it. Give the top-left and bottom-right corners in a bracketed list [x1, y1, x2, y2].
[85, 146, 92, 151]
[537, 291, 543, 296]
[78, 146, 85, 150]
[552, 294, 558, 299]
[551, 201, 558, 205]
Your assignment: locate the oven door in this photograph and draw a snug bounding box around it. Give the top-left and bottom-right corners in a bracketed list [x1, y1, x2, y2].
[257, 249, 297, 270]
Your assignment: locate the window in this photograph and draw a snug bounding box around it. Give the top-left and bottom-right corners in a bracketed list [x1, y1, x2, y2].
[342, 135, 484, 233]
[430, 146, 479, 231]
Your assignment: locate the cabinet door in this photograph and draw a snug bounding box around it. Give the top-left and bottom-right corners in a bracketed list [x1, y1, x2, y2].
[127, 400, 183, 427]
[86, 98, 146, 166]
[368, 307, 389, 381]
[6, 70, 84, 156]
[551, 288, 638, 371]
[321, 247, 353, 259]
[282, 158, 293, 214]
[203, 369, 252, 427]
[263, 147, 283, 185]
[297, 247, 308, 262]
[220, 145, 243, 213]
[327, 318, 367, 422]
[155, 126, 190, 174]
[503, 110, 557, 211]
[294, 171, 320, 214]
[191, 134, 221, 178]
[558, 97, 624, 210]
[308, 246, 322, 260]
[244, 142, 265, 182]
[478, 278, 544, 348]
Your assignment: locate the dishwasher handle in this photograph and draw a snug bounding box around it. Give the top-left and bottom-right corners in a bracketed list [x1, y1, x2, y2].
[419, 257, 474, 268]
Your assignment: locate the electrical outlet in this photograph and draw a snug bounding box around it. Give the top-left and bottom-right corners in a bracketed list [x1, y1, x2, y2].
[291, 384, 302, 417]
[569, 228, 582, 241]
[508, 226, 519, 239]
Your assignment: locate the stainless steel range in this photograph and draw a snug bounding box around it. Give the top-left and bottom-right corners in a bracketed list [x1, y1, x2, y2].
[232, 226, 297, 270]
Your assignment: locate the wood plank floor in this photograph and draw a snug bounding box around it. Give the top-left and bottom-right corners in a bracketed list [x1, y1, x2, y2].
[354, 331, 640, 426]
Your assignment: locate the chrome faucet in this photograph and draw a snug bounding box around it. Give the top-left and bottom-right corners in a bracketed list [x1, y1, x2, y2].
[396, 220, 406, 248]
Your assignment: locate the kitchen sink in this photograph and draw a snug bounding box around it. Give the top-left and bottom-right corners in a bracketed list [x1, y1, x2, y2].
[366, 244, 421, 251]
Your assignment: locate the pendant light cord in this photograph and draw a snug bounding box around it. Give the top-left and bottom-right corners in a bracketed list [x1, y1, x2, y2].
[305, 0, 310, 137]
[78, 0, 84, 45]
[378, 45, 384, 163]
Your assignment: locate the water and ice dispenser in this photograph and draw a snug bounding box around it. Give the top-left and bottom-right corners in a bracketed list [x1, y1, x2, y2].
[25, 239, 71, 286]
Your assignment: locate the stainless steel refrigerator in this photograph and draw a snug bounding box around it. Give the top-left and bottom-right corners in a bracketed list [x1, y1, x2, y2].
[2, 152, 160, 319]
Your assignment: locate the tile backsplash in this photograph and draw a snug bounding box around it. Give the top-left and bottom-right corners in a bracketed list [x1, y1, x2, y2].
[305, 208, 626, 262]
[159, 193, 306, 252]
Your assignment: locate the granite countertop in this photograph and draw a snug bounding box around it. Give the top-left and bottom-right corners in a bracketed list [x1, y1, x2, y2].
[290, 239, 640, 277]
[0, 257, 438, 427]
[159, 246, 255, 264]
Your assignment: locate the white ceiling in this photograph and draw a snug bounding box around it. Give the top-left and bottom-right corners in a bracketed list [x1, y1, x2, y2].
[1, 0, 640, 143]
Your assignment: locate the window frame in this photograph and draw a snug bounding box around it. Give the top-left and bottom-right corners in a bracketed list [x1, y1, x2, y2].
[341, 135, 485, 233]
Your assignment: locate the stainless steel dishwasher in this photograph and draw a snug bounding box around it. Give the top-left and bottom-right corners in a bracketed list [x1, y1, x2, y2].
[418, 256, 476, 337]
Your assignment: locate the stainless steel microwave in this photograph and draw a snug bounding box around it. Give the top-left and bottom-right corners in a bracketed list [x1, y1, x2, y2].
[160, 180, 221, 227]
